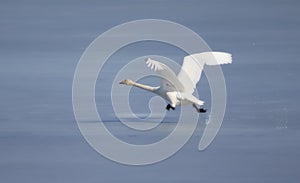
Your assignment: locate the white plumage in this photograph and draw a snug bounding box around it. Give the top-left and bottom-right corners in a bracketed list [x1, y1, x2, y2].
[120, 52, 232, 113]
[177, 52, 232, 93]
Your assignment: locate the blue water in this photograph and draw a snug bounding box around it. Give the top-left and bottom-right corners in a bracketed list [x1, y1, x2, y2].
[1, 0, 299, 182]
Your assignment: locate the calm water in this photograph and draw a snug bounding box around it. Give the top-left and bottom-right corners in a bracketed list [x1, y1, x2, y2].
[0, 0, 299, 182]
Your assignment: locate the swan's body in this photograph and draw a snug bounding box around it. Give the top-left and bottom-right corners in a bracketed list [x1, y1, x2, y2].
[120, 52, 232, 112]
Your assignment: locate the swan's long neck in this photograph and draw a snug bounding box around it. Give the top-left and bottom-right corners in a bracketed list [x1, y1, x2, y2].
[131, 82, 159, 92]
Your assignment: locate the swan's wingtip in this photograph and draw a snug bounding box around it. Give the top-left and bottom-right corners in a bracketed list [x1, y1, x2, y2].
[145, 58, 152, 62]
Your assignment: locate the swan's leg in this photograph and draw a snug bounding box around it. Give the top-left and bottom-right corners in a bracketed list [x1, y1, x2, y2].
[165, 92, 177, 111]
[166, 104, 175, 111]
[192, 104, 207, 113]
[192, 104, 199, 112]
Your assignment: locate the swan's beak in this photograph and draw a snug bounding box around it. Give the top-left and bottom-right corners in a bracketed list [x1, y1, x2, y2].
[119, 81, 123, 84]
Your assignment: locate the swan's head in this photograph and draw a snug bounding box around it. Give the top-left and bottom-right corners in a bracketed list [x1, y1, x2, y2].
[119, 79, 134, 85]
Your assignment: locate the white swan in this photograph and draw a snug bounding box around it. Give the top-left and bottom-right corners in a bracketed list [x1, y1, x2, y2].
[120, 52, 232, 113]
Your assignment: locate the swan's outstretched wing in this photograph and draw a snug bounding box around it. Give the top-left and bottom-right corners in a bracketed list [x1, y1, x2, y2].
[177, 52, 232, 93]
[145, 58, 184, 92]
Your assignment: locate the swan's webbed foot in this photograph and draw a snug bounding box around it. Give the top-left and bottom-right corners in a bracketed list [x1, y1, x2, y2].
[166, 104, 175, 111]
[198, 108, 207, 113]
[193, 104, 207, 113]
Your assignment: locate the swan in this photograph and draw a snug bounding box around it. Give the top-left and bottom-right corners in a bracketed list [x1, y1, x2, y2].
[120, 52, 232, 113]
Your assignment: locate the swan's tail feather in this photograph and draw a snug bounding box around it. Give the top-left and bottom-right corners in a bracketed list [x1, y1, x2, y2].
[182, 93, 205, 106]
